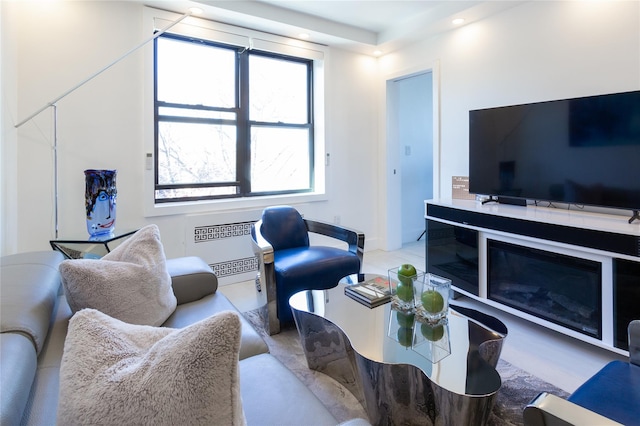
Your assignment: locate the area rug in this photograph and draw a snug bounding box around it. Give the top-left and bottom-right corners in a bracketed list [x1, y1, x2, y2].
[243, 309, 569, 425]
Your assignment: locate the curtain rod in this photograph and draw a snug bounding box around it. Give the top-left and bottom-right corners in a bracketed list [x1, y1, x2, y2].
[15, 10, 195, 128]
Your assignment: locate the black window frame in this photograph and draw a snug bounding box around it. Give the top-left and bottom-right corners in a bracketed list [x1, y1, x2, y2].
[153, 33, 315, 204]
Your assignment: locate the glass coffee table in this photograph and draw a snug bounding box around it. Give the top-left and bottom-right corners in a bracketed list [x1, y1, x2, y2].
[289, 273, 508, 426]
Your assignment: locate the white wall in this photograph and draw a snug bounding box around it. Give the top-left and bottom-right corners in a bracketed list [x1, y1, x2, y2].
[3, 1, 380, 281]
[10, 1, 147, 252]
[1, 0, 19, 257]
[4, 1, 639, 276]
[379, 0, 640, 201]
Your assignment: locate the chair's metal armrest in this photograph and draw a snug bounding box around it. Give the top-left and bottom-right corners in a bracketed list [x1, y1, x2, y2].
[629, 319, 640, 366]
[523, 392, 623, 426]
[250, 220, 279, 334]
[250, 220, 274, 264]
[304, 219, 365, 268]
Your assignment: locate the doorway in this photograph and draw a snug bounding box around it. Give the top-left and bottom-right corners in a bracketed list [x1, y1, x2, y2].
[385, 70, 436, 251]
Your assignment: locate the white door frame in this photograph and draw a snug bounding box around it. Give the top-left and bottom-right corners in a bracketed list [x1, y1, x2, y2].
[382, 60, 441, 251]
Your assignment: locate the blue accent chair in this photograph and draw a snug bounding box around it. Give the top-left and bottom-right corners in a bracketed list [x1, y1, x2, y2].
[251, 206, 364, 334]
[523, 320, 640, 426]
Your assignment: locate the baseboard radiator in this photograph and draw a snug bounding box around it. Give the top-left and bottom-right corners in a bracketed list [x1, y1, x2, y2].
[187, 213, 261, 286]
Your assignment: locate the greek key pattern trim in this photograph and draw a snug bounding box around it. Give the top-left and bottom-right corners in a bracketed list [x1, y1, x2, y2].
[211, 257, 258, 277]
[194, 222, 254, 243]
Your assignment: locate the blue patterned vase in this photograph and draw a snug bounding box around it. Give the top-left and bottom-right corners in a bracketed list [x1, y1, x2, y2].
[84, 169, 117, 237]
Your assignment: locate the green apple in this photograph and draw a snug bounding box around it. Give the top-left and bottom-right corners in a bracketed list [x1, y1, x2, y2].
[421, 323, 444, 341]
[397, 327, 414, 348]
[396, 264, 417, 301]
[396, 282, 414, 302]
[421, 290, 445, 313]
[396, 311, 415, 328]
[397, 264, 417, 286]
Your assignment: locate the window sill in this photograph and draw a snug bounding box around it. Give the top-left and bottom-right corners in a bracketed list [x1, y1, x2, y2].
[144, 192, 328, 217]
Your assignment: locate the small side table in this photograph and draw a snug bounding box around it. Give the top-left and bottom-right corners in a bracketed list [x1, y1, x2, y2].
[50, 230, 138, 259]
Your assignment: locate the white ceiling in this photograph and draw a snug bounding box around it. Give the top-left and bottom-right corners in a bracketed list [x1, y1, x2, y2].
[257, 0, 461, 33]
[144, 0, 525, 55]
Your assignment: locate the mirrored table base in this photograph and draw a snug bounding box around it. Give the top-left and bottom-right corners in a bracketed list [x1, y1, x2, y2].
[290, 277, 508, 426]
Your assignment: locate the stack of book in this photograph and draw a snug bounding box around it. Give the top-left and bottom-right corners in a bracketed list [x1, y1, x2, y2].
[344, 276, 391, 308]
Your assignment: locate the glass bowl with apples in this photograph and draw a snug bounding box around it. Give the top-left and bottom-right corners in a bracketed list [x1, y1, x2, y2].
[388, 264, 424, 313]
[415, 273, 451, 323]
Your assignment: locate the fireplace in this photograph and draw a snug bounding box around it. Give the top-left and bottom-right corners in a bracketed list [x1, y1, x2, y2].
[426, 199, 640, 353]
[487, 239, 602, 339]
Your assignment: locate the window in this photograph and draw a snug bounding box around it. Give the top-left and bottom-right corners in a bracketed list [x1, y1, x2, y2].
[154, 34, 314, 203]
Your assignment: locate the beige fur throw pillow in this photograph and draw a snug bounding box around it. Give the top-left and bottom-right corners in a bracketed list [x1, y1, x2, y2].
[57, 309, 246, 426]
[59, 224, 177, 326]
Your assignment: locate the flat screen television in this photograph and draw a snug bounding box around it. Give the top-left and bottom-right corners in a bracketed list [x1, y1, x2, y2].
[469, 90, 640, 216]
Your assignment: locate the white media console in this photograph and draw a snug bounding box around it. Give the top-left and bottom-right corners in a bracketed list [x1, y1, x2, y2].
[424, 199, 640, 355]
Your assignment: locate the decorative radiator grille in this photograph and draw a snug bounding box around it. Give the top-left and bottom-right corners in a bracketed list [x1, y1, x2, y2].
[187, 215, 262, 285]
[210, 256, 259, 278]
[194, 222, 254, 242]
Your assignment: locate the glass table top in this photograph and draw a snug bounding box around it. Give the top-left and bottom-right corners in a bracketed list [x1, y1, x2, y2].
[49, 229, 138, 259]
[289, 273, 508, 397]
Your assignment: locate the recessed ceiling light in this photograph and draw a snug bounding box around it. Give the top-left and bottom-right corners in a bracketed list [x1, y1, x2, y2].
[298, 33, 310, 39]
[373, 50, 383, 56]
[189, 7, 203, 15]
[452, 18, 465, 25]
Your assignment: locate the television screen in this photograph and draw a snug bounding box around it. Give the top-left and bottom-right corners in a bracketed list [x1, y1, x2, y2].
[469, 90, 640, 211]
